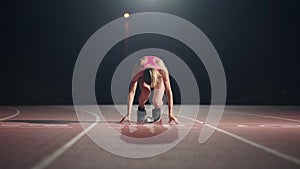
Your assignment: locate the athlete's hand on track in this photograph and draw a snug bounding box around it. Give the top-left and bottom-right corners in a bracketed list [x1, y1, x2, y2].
[168, 114, 179, 124]
[119, 116, 132, 124]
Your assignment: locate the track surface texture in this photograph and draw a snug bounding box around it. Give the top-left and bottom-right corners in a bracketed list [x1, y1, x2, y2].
[0, 105, 299, 169]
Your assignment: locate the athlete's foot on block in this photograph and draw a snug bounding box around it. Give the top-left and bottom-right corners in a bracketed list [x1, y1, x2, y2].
[154, 118, 162, 124]
[137, 109, 146, 123]
[152, 108, 162, 122]
[137, 106, 155, 123]
[145, 116, 154, 123]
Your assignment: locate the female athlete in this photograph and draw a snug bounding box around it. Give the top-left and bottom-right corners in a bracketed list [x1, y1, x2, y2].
[120, 56, 179, 124]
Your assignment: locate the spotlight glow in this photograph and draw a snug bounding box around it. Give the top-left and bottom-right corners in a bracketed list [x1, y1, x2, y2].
[123, 12, 130, 18]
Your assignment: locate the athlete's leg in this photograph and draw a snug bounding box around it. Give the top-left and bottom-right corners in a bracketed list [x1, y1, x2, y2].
[137, 80, 151, 123]
[152, 80, 165, 122]
[138, 82, 151, 109]
[152, 79, 165, 109]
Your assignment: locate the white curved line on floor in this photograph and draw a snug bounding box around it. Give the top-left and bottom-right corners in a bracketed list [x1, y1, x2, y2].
[229, 111, 300, 123]
[178, 115, 300, 166]
[30, 107, 100, 169]
[0, 107, 20, 121]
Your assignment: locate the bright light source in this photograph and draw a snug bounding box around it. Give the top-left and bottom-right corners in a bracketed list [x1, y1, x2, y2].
[123, 12, 130, 18]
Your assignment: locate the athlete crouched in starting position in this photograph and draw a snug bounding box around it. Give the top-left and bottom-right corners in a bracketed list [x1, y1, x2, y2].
[120, 56, 179, 124]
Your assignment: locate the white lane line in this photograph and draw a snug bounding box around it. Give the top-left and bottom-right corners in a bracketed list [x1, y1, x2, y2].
[0, 107, 20, 121]
[42, 124, 69, 127]
[0, 127, 73, 129]
[178, 115, 300, 166]
[30, 109, 100, 169]
[18, 127, 73, 129]
[1, 124, 20, 127]
[235, 124, 300, 128]
[237, 124, 248, 127]
[281, 125, 300, 128]
[29, 124, 69, 127]
[0, 124, 71, 128]
[229, 111, 300, 123]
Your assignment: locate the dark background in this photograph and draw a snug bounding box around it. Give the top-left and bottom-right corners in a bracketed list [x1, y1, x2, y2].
[1, 0, 299, 105]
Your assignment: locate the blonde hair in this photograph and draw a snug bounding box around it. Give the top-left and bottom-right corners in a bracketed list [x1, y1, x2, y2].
[143, 68, 163, 88]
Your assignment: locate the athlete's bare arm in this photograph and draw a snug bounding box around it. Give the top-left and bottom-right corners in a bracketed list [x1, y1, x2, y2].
[162, 70, 179, 124]
[119, 72, 140, 124]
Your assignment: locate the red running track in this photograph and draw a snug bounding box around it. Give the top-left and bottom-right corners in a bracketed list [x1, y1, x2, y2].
[0, 105, 299, 169]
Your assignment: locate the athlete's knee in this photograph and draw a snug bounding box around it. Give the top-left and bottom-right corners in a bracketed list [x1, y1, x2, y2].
[152, 98, 163, 109]
[140, 91, 150, 100]
[140, 86, 151, 96]
[139, 91, 151, 106]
